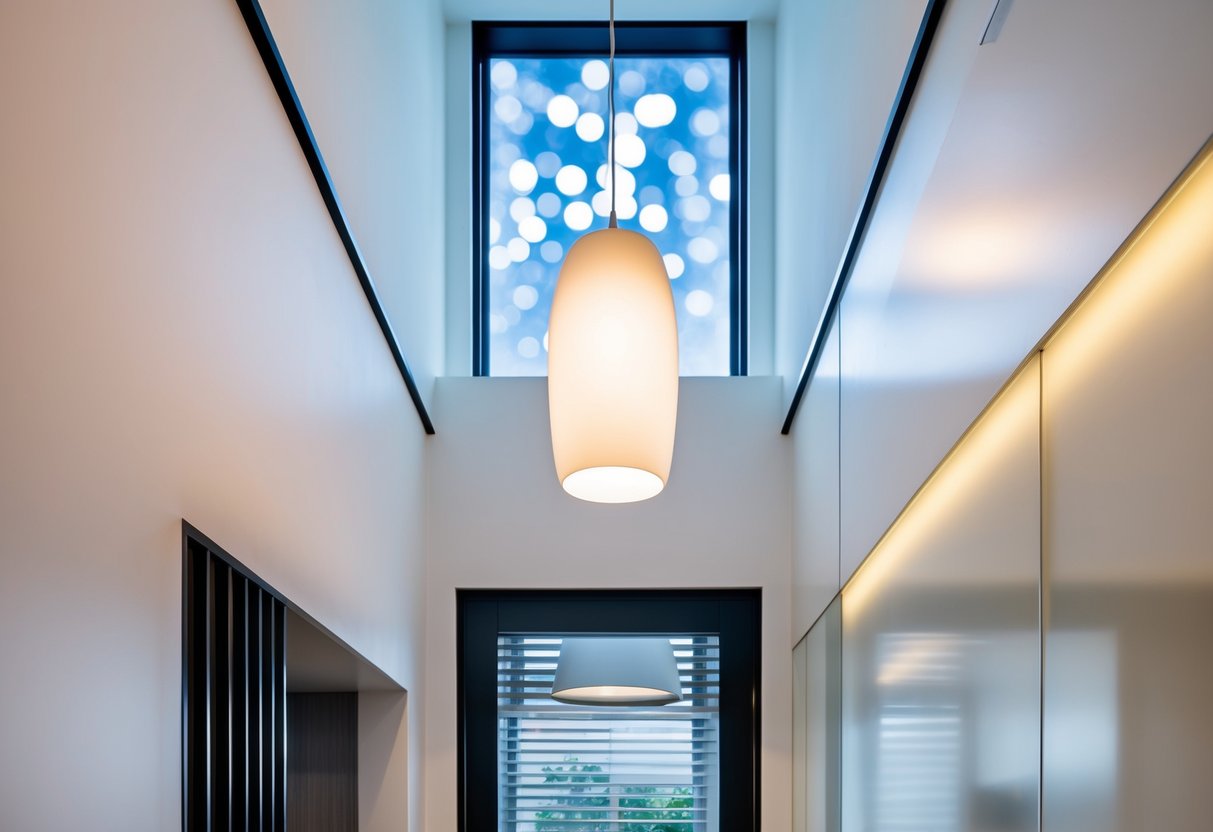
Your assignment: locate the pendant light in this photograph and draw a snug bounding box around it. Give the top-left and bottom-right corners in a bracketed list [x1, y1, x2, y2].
[547, 0, 679, 505]
[551, 638, 684, 706]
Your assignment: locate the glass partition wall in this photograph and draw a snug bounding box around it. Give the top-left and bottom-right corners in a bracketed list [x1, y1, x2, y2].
[791, 143, 1213, 832]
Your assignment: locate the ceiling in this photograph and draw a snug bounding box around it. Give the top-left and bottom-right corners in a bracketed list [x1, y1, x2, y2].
[442, 0, 778, 23]
[286, 608, 402, 692]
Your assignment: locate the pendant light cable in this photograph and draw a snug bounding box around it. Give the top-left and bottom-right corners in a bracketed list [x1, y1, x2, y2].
[608, 0, 617, 229]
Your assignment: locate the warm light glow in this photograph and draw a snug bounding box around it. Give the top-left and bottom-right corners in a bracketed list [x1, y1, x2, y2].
[844, 356, 1040, 616]
[548, 228, 679, 504]
[551, 685, 673, 703]
[1044, 145, 1213, 388]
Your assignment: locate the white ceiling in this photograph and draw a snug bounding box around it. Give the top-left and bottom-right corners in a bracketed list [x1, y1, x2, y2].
[442, 0, 778, 23]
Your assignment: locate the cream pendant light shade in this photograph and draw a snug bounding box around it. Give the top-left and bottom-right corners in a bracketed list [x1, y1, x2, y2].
[547, 0, 679, 504]
[548, 228, 678, 503]
[551, 637, 683, 706]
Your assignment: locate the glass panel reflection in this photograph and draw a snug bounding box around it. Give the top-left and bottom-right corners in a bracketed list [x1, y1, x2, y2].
[842, 359, 1041, 832]
[1042, 144, 1213, 832]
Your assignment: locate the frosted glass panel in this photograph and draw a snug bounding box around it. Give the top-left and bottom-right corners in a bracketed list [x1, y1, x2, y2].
[794, 596, 842, 832]
[794, 637, 808, 832]
[1042, 148, 1213, 832]
[842, 359, 1041, 832]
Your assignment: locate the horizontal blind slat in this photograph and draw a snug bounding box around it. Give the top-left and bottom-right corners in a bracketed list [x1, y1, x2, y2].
[499, 635, 718, 832]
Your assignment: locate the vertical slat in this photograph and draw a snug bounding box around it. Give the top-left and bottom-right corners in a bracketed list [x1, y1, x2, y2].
[183, 531, 292, 832]
[261, 590, 276, 831]
[185, 541, 211, 832]
[248, 586, 263, 829]
[209, 559, 231, 830]
[231, 577, 248, 831]
[273, 601, 287, 831]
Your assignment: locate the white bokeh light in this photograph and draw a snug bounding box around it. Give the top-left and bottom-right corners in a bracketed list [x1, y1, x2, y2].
[639, 204, 669, 233]
[509, 197, 535, 222]
[687, 237, 718, 264]
[491, 60, 517, 90]
[581, 59, 609, 91]
[679, 195, 711, 223]
[709, 173, 731, 201]
[620, 69, 645, 96]
[575, 112, 604, 142]
[564, 201, 593, 231]
[663, 253, 685, 279]
[518, 216, 547, 243]
[615, 133, 647, 168]
[507, 237, 531, 262]
[513, 284, 539, 311]
[535, 151, 561, 178]
[639, 185, 664, 205]
[555, 165, 588, 196]
[683, 63, 709, 92]
[517, 336, 540, 358]
[490, 313, 508, 334]
[508, 159, 539, 194]
[547, 94, 579, 127]
[595, 164, 635, 196]
[537, 192, 561, 217]
[685, 289, 714, 317]
[708, 134, 729, 158]
[591, 191, 637, 219]
[591, 190, 610, 217]
[489, 245, 510, 271]
[634, 93, 676, 127]
[489, 217, 501, 244]
[615, 112, 639, 135]
[494, 95, 522, 123]
[675, 175, 698, 196]
[540, 241, 564, 263]
[691, 108, 721, 136]
[506, 111, 534, 136]
[668, 150, 697, 176]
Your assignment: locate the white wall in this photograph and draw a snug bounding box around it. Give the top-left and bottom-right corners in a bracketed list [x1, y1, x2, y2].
[774, 0, 928, 403]
[0, 0, 435, 828]
[779, 0, 929, 639]
[262, 0, 448, 401]
[425, 377, 792, 832]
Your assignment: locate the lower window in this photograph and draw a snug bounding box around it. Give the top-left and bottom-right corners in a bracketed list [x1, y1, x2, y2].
[457, 590, 759, 832]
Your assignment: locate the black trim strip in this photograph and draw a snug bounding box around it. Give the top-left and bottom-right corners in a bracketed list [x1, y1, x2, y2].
[233, 0, 435, 435]
[781, 0, 947, 434]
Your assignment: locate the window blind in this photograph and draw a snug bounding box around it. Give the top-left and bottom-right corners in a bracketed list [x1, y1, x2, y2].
[497, 636, 721, 832]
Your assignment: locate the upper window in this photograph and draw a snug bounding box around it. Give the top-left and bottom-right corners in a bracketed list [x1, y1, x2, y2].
[473, 24, 747, 377]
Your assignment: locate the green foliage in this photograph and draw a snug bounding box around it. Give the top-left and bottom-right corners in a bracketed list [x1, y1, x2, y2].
[532, 758, 695, 832]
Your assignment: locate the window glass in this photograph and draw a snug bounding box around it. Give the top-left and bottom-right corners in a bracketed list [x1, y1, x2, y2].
[487, 56, 732, 376]
[497, 635, 721, 832]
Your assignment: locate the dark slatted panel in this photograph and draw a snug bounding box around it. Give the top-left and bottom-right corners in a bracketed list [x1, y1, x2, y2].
[184, 531, 288, 832]
[274, 602, 288, 829]
[287, 693, 359, 832]
[230, 578, 247, 830]
[248, 585, 263, 830]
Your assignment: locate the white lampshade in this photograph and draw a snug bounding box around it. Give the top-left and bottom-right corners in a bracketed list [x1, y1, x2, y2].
[551, 637, 683, 706]
[547, 227, 679, 503]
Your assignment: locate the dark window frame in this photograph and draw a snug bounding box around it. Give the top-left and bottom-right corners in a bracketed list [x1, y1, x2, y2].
[471, 22, 749, 377]
[456, 588, 761, 832]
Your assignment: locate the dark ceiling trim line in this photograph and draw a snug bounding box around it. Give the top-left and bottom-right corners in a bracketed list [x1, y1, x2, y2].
[781, 0, 948, 435]
[233, 0, 436, 435]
